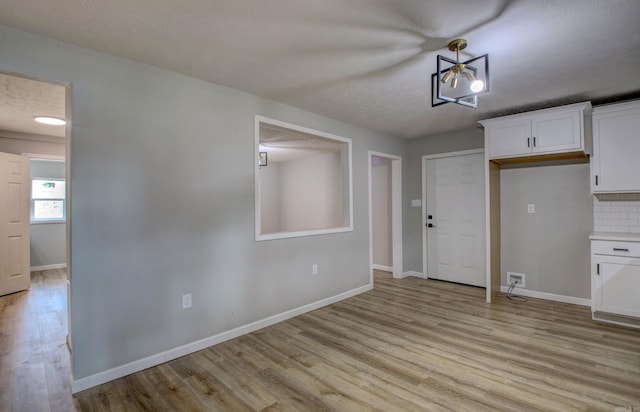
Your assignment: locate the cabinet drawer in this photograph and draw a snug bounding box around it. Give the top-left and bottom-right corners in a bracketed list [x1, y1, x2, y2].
[592, 240, 640, 257]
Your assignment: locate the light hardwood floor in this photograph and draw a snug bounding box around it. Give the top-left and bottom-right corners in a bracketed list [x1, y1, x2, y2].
[2, 269, 640, 411]
[0, 269, 78, 411]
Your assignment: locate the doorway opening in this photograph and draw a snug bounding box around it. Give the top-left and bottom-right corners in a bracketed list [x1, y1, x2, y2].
[368, 151, 403, 283]
[0, 70, 71, 347]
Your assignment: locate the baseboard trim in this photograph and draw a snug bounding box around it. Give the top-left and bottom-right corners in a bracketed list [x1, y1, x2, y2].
[401, 271, 423, 279]
[592, 311, 640, 329]
[372, 264, 393, 272]
[71, 283, 372, 393]
[499, 286, 590, 306]
[30, 263, 67, 272]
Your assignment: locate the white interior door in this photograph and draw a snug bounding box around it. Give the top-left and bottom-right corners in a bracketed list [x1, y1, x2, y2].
[426, 152, 485, 287]
[0, 152, 30, 296]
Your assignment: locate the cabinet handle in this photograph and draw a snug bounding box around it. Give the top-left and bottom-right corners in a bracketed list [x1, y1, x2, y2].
[595, 175, 599, 186]
[533, 137, 536, 147]
[613, 248, 630, 252]
[596, 264, 600, 275]
[527, 137, 530, 148]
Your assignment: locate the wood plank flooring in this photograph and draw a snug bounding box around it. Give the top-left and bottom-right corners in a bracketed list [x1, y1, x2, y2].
[3, 269, 640, 411]
[0, 269, 78, 411]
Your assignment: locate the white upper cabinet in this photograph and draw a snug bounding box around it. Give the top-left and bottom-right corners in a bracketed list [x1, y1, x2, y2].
[482, 118, 530, 159]
[591, 100, 640, 193]
[480, 102, 592, 161]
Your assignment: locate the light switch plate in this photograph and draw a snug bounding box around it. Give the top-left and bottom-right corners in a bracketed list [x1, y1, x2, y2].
[182, 293, 192, 309]
[527, 204, 535, 213]
[411, 199, 422, 207]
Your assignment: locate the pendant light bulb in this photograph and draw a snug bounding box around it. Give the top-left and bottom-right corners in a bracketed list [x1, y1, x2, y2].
[470, 79, 485, 93]
[34, 116, 66, 126]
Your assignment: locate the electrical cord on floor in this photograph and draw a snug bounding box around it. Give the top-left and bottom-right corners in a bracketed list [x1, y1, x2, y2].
[506, 281, 528, 302]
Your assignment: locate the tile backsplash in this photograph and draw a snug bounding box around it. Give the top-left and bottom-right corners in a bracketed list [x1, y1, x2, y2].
[593, 193, 640, 233]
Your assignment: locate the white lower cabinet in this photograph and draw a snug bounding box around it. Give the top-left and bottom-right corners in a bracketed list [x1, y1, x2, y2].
[591, 235, 640, 327]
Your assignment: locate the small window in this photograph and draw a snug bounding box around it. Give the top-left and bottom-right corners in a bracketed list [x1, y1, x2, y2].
[31, 179, 66, 223]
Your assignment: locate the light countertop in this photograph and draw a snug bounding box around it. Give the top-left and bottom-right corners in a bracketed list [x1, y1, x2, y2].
[590, 232, 640, 242]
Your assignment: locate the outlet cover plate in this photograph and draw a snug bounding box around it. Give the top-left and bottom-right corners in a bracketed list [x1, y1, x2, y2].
[507, 272, 526, 288]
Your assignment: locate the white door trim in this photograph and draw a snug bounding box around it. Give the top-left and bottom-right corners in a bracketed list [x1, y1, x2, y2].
[368, 151, 403, 283]
[421, 149, 484, 280]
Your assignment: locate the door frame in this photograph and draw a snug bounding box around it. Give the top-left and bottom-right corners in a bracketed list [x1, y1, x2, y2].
[368, 151, 403, 283]
[421, 149, 484, 280]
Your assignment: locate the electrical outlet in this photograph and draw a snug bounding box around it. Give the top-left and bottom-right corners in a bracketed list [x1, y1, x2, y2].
[507, 272, 526, 288]
[182, 293, 192, 309]
[312, 264, 318, 275]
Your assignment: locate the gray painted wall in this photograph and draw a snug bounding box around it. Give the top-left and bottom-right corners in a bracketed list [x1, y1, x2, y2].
[30, 159, 67, 268]
[500, 163, 592, 298]
[403, 127, 484, 272]
[0, 24, 405, 380]
[31, 158, 65, 179]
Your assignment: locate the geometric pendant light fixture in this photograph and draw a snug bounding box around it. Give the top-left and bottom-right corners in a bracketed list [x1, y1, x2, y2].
[432, 38, 489, 108]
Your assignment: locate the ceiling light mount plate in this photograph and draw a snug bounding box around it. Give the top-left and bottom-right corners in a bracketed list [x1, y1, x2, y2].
[447, 38, 467, 52]
[432, 38, 489, 109]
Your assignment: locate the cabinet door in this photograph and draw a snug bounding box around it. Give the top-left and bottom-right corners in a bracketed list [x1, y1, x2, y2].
[532, 110, 582, 154]
[593, 255, 640, 318]
[592, 104, 640, 193]
[487, 119, 531, 159]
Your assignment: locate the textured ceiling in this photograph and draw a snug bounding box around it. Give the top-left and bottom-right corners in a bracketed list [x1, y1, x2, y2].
[260, 123, 343, 163]
[0, 0, 639, 138]
[0, 73, 66, 138]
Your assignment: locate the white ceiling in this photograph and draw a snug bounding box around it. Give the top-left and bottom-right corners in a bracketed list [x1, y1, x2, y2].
[260, 123, 343, 163]
[0, 73, 66, 138]
[0, 0, 639, 139]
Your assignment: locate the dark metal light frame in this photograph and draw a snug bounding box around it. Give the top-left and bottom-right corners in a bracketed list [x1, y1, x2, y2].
[431, 39, 490, 109]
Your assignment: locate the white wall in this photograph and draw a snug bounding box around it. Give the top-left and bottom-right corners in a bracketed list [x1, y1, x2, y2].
[0, 24, 406, 384]
[372, 156, 392, 268]
[500, 163, 592, 298]
[0, 135, 65, 158]
[280, 151, 343, 232]
[258, 162, 281, 234]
